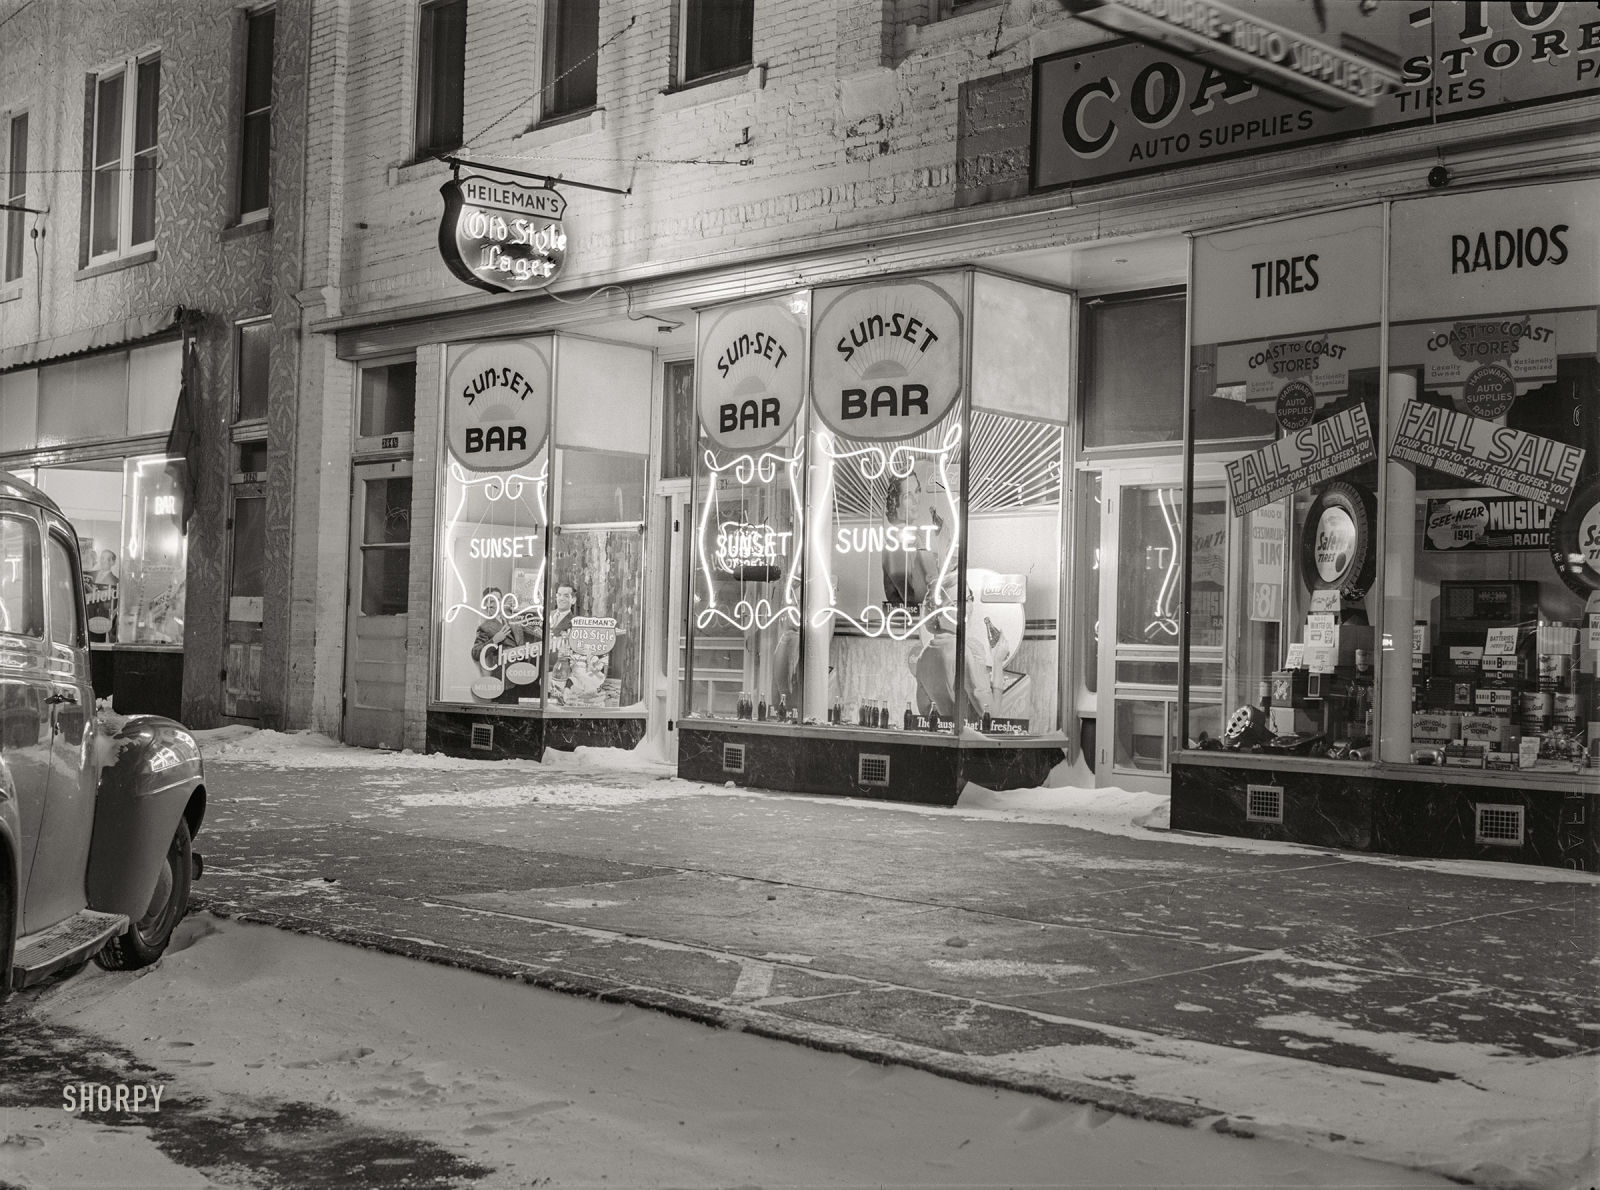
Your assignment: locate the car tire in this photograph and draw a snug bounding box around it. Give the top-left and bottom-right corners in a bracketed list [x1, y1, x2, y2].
[95, 818, 191, 971]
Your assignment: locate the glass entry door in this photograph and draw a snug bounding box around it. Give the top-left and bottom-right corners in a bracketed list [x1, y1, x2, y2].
[1094, 467, 1227, 790]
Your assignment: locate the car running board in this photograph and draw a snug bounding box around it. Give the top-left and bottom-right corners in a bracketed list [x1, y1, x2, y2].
[11, 909, 128, 990]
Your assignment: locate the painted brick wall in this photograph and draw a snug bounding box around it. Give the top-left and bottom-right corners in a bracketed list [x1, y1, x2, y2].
[316, 0, 1070, 321]
[0, 0, 310, 731]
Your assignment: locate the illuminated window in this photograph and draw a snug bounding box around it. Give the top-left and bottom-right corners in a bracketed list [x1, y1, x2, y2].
[87, 54, 159, 260]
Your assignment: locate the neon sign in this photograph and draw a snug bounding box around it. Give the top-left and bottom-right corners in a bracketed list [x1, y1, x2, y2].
[441, 459, 549, 629]
[694, 446, 804, 633]
[714, 520, 794, 575]
[439, 174, 567, 294]
[811, 422, 962, 641]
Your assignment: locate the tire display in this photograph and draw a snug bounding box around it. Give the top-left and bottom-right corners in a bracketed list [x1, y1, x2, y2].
[1548, 473, 1600, 597]
[1299, 480, 1376, 602]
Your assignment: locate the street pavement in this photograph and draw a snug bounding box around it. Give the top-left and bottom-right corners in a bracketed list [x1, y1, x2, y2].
[188, 747, 1600, 1188]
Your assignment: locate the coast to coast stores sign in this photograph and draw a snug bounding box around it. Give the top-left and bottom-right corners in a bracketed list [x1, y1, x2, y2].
[439, 173, 568, 293]
[1058, 0, 1401, 108]
[1037, 2, 1600, 189]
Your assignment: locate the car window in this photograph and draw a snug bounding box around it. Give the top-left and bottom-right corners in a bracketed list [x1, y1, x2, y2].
[0, 514, 43, 637]
[47, 531, 85, 649]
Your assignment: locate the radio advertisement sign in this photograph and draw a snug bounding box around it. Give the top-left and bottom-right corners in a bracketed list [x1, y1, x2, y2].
[1225, 403, 1375, 517]
[1036, 4, 1600, 190]
[1424, 494, 1554, 551]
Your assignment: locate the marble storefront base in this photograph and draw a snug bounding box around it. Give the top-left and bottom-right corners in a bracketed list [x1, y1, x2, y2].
[677, 723, 1064, 807]
[1171, 758, 1597, 872]
[427, 708, 645, 762]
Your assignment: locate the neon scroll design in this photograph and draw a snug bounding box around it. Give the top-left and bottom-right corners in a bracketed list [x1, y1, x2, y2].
[441, 458, 549, 627]
[695, 445, 804, 632]
[1143, 486, 1182, 641]
[811, 422, 962, 641]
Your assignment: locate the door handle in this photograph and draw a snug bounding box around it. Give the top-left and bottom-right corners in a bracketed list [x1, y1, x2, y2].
[47, 691, 78, 705]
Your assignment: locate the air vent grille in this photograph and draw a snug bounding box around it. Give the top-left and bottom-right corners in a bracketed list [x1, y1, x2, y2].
[469, 722, 494, 751]
[858, 753, 890, 787]
[1246, 783, 1284, 824]
[722, 742, 746, 774]
[1475, 803, 1524, 847]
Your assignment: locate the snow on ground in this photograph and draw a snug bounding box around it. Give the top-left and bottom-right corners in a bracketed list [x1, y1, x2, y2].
[15, 917, 1463, 1190]
[196, 727, 1600, 885]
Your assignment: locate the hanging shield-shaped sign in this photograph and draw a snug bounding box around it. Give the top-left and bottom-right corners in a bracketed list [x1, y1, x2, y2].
[439, 173, 568, 294]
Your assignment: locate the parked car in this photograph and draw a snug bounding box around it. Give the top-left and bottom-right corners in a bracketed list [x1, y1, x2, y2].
[0, 472, 204, 998]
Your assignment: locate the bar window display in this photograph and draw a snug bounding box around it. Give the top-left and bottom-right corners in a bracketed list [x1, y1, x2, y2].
[685, 271, 1071, 745]
[1385, 181, 1597, 777]
[435, 338, 553, 707]
[1185, 206, 1385, 762]
[546, 337, 653, 712]
[686, 296, 810, 722]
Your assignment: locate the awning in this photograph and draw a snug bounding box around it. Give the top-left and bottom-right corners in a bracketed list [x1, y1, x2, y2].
[0, 305, 187, 373]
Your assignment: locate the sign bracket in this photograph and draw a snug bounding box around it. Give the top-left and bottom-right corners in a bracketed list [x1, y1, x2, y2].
[444, 155, 631, 197]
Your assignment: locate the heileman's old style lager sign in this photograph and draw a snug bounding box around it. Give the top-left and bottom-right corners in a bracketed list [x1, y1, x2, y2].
[439, 173, 568, 293]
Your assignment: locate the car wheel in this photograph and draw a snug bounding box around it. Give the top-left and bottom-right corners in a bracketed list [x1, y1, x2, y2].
[95, 819, 191, 971]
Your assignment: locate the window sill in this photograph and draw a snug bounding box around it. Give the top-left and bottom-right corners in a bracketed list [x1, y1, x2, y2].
[0, 285, 20, 304]
[220, 215, 272, 242]
[516, 107, 605, 144]
[661, 63, 764, 110]
[390, 155, 453, 186]
[76, 248, 157, 281]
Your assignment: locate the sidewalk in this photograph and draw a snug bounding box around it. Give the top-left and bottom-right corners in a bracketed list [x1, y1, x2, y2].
[188, 731, 1599, 1190]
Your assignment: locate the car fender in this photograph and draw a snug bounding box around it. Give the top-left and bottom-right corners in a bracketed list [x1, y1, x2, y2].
[86, 716, 205, 920]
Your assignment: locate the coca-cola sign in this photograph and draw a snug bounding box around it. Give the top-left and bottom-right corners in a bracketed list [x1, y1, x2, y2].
[439, 173, 568, 293]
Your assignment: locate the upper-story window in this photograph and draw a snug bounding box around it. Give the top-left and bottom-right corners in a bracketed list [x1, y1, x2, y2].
[681, 0, 752, 85]
[415, 0, 467, 158]
[4, 112, 26, 284]
[542, 0, 598, 120]
[88, 54, 160, 261]
[238, 6, 275, 218]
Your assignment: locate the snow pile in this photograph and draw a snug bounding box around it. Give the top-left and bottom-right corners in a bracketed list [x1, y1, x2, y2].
[17, 918, 1467, 1190]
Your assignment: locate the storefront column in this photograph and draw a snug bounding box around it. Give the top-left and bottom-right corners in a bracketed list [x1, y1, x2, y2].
[1379, 369, 1417, 765]
[801, 440, 833, 721]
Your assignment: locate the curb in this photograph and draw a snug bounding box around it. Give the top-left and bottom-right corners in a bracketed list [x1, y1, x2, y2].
[190, 893, 1258, 1139]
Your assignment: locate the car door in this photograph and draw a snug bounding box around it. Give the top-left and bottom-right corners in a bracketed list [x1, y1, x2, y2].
[0, 507, 56, 934]
[22, 520, 97, 933]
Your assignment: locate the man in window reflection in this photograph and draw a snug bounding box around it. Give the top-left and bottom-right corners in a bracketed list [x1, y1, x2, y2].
[85, 545, 118, 643]
[471, 585, 541, 704]
[882, 464, 947, 610]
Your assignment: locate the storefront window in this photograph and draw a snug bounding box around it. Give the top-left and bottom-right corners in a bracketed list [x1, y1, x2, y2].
[685, 272, 1072, 738]
[433, 335, 653, 713]
[1185, 206, 1384, 759]
[1386, 181, 1596, 775]
[33, 453, 186, 646]
[686, 297, 808, 721]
